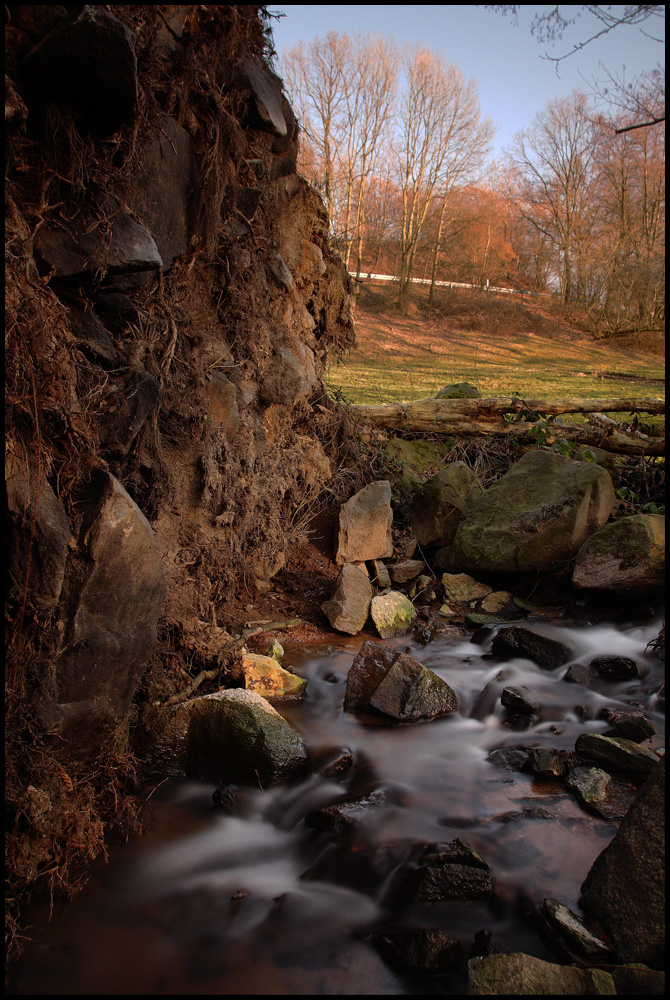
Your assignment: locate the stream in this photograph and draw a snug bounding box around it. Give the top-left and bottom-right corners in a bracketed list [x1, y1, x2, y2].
[8, 614, 665, 995]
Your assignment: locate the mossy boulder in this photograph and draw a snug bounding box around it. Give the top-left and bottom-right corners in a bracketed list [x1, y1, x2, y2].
[435, 382, 481, 399]
[449, 450, 616, 573]
[370, 591, 417, 638]
[410, 462, 484, 548]
[572, 513, 665, 594]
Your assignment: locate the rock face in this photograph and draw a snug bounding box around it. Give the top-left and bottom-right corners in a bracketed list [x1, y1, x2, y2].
[572, 514, 665, 594]
[580, 756, 665, 965]
[335, 481, 393, 564]
[410, 462, 484, 548]
[53, 473, 166, 741]
[344, 640, 457, 722]
[153, 688, 308, 787]
[321, 563, 372, 634]
[450, 450, 616, 573]
[467, 953, 616, 995]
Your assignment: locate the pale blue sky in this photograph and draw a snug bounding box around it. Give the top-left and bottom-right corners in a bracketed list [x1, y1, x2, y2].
[268, 5, 664, 158]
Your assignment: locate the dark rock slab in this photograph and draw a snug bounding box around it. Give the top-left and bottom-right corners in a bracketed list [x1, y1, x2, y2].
[564, 662, 598, 685]
[6, 453, 72, 618]
[304, 789, 395, 834]
[371, 928, 464, 974]
[531, 748, 578, 779]
[599, 708, 657, 743]
[54, 472, 165, 738]
[575, 733, 659, 777]
[93, 291, 138, 335]
[37, 210, 162, 280]
[491, 625, 572, 670]
[344, 640, 457, 722]
[241, 55, 287, 137]
[580, 755, 665, 965]
[67, 304, 118, 367]
[486, 746, 532, 772]
[501, 685, 539, 715]
[467, 952, 616, 994]
[539, 897, 612, 964]
[99, 370, 160, 457]
[589, 655, 639, 679]
[408, 862, 493, 903]
[20, 6, 138, 134]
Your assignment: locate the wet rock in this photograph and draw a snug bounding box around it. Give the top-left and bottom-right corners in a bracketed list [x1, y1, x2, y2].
[442, 572, 492, 603]
[580, 755, 665, 965]
[371, 928, 464, 974]
[573, 514, 665, 594]
[389, 559, 424, 583]
[564, 662, 598, 685]
[344, 640, 457, 722]
[6, 453, 72, 618]
[539, 897, 613, 963]
[436, 382, 481, 399]
[54, 473, 165, 739]
[321, 563, 372, 635]
[467, 952, 616, 994]
[589, 655, 639, 680]
[599, 708, 657, 743]
[486, 747, 532, 772]
[575, 733, 659, 777]
[317, 748, 354, 778]
[20, 6, 138, 134]
[304, 789, 395, 834]
[370, 591, 417, 638]
[470, 670, 510, 720]
[451, 450, 616, 573]
[466, 611, 511, 628]
[335, 481, 393, 564]
[423, 838, 489, 870]
[99, 370, 160, 457]
[239, 653, 306, 701]
[501, 686, 539, 715]
[491, 625, 572, 670]
[531, 748, 577, 779]
[405, 858, 493, 903]
[211, 784, 243, 812]
[492, 806, 553, 824]
[410, 462, 484, 548]
[155, 688, 307, 787]
[566, 766, 636, 820]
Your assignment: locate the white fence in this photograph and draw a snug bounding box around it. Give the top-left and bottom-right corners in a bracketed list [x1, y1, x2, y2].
[348, 272, 549, 297]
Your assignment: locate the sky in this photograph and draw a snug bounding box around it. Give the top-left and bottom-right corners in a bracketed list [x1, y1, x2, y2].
[268, 5, 665, 159]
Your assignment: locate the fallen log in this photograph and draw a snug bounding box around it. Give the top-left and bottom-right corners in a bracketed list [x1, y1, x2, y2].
[351, 398, 665, 457]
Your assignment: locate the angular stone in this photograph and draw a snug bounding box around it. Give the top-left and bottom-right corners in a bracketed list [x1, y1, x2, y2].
[575, 733, 659, 777]
[371, 928, 464, 974]
[370, 559, 391, 589]
[93, 291, 138, 335]
[531, 748, 576, 779]
[580, 756, 665, 965]
[154, 688, 307, 787]
[589, 655, 639, 680]
[610, 965, 665, 995]
[390, 559, 424, 583]
[408, 862, 493, 902]
[566, 766, 636, 820]
[99, 370, 160, 457]
[370, 591, 417, 638]
[539, 897, 612, 961]
[491, 625, 572, 670]
[37, 211, 162, 280]
[258, 336, 317, 406]
[67, 304, 118, 368]
[20, 6, 138, 134]
[451, 450, 616, 573]
[481, 590, 512, 614]
[442, 572, 492, 603]
[267, 251, 294, 291]
[6, 452, 72, 618]
[239, 653, 306, 701]
[410, 462, 484, 548]
[241, 55, 287, 137]
[335, 481, 393, 564]
[599, 709, 657, 743]
[344, 640, 457, 721]
[131, 116, 198, 270]
[304, 789, 393, 833]
[321, 563, 372, 635]
[501, 686, 539, 715]
[467, 953, 616, 995]
[573, 514, 665, 594]
[54, 473, 166, 735]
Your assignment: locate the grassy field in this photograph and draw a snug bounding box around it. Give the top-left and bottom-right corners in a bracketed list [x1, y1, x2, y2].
[326, 282, 665, 408]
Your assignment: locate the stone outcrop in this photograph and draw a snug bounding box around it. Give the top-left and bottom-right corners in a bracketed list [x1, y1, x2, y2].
[572, 513, 665, 593]
[410, 462, 484, 549]
[448, 450, 616, 573]
[321, 563, 373, 635]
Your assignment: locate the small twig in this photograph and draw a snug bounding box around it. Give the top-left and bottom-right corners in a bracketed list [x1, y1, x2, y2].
[165, 666, 220, 705]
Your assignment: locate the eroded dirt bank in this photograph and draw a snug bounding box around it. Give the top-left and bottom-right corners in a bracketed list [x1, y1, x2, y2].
[5, 4, 364, 949]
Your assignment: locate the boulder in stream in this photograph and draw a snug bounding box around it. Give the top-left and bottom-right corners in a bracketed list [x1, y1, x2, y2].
[371, 927, 464, 974]
[344, 640, 457, 722]
[575, 733, 659, 777]
[565, 766, 636, 820]
[410, 462, 484, 549]
[467, 952, 616, 995]
[491, 625, 572, 670]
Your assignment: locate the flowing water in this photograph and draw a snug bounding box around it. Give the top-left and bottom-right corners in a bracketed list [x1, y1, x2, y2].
[9, 616, 665, 995]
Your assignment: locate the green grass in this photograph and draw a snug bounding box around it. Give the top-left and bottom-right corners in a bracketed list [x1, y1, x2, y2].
[326, 284, 665, 410]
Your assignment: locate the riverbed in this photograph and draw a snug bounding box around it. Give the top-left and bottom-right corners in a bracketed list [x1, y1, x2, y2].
[8, 615, 664, 995]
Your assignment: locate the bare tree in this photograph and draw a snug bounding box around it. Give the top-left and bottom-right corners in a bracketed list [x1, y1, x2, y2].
[395, 48, 492, 311]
